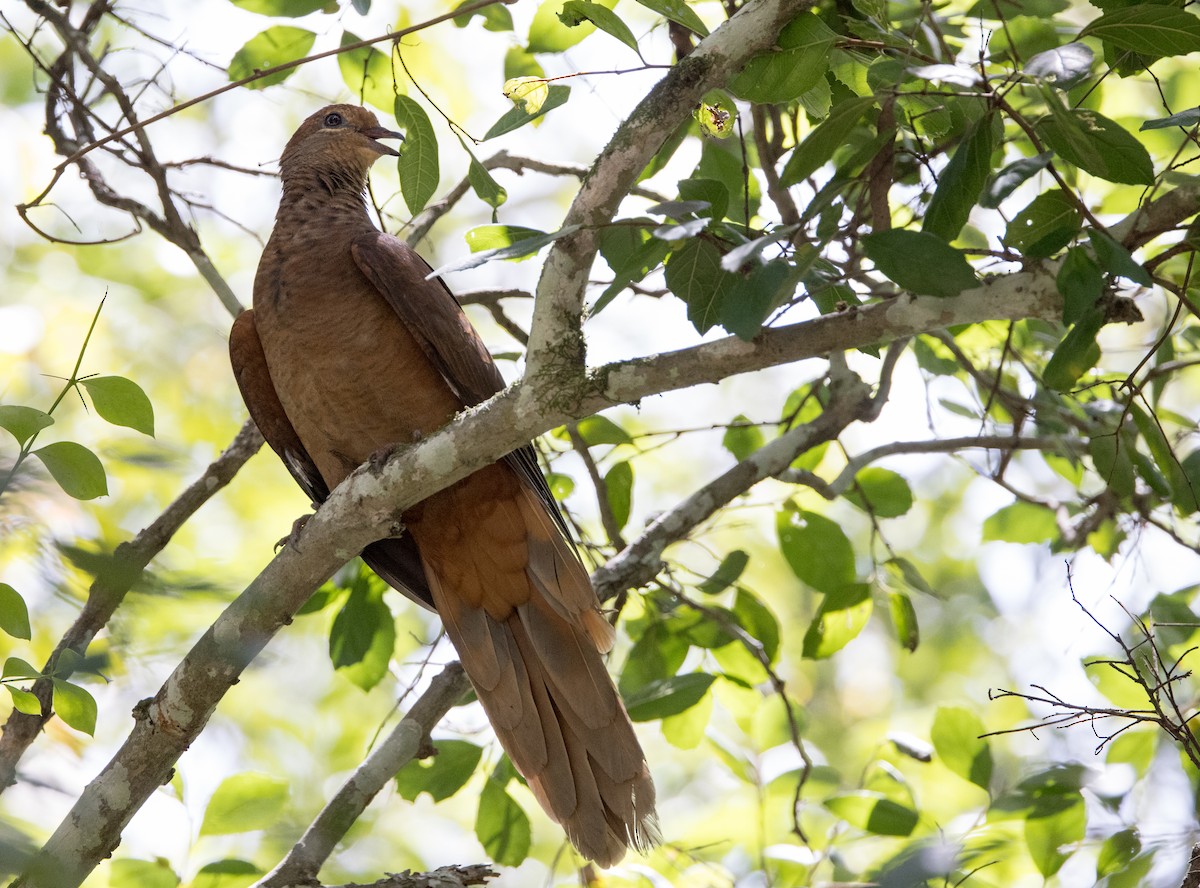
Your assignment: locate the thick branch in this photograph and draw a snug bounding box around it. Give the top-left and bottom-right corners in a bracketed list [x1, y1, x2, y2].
[0, 420, 262, 794]
[523, 0, 815, 393]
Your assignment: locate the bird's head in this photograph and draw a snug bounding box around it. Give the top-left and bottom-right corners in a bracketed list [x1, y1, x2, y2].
[279, 104, 404, 191]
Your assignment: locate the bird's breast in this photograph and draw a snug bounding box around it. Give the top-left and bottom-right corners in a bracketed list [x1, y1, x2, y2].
[252, 251, 462, 489]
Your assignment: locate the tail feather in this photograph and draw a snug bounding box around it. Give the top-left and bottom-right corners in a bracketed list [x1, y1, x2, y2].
[409, 471, 659, 867]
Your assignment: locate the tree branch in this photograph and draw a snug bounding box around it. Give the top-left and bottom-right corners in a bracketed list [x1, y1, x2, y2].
[523, 0, 816, 396]
[256, 664, 473, 888]
[0, 420, 263, 794]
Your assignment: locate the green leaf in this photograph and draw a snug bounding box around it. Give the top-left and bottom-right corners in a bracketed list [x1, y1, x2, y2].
[501, 77, 548, 115]
[393, 96, 439, 215]
[464, 225, 546, 253]
[51, 678, 97, 735]
[557, 0, 639, 51]
[395, 739, 482, 802]
[863, 230, 979, 298]
[824, 792, 918, 836]
[528, 0, 614, 51]
[697, 550, 749, 595]
[931, 706, 992, 789]
[3, 657, 40, 679]
[1080, 5, 1200, 59]
[1089, 228, 1152, 285]
[6, 685, 41, 716]
[1036, 105, 1155, 186]
[1004, 190, 1080, 258]
[0, 584, 31, 640]
[722, 416, 765, 462]
[619, 623, 689, 695]
[1089, 433, 1136, 498]
[32, 441, 107, 500]
[802, 582, 872, 659]
[200, 773, 289, 836]
[779, 96, 875, 186]
[888, 591, 919, 652]
[777, 507, 855, 593]
[338, 31, 398, 111]
[230, 0, 327, 14]
[465, 150, 507, 209]
[924, 114, 996, 241]
[885, 557, 938, 597]
[604, 460, 633, 530]
[1098, 829, 1140, 877]
[432, 226, 580, 276]
[721, 261, 794, 340]
[1057, 246, 1104, 325]
[191, 859, 262, 888]
[729, 14, 835, 104]
[575, 415, 633, 446]
[329, 572, 394, 691]
[228, 27, 315, 89]
[80, 376, 154, 437]
[1043, 308, 1104, 391]
[1142, 107, 1200, 131]
[0, 405, 53, 446]
[633, 0, 708, 35]
[452, 0, 513, 31]
[475, 775, 530, 866]
[981, 501, 1058, 543]
[982, 152, 1052, 208]
[694, 91, 737, 139]
[1025, 797, 1085, 876]
[679, 177, 730, 222]
[733, 589, 780, 663]
[845, 467, 913, 518]
[664, 237, 739, 334]
[108, 859, 179, 888]
[625, 672, 716, 721]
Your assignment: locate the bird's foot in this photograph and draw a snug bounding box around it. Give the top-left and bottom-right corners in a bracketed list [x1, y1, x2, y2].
[275, 513, 312, 552]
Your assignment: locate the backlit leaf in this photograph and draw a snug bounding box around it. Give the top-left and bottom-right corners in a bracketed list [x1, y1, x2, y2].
[779, 96, 875, 186]
[557, 0, 639, 52]
[604, 460, 633, 530]
[931, 706, 992, 789]
[394, 96, 439, 215]
[777, 507, 855, 593]
[80, 375, 154, 437]
[0, 405, 53, 446]
[625, 672, 716, 721]
[200, 773, 289, 835]
[338, 31, 398, 111]
[475, 775, 530, 866]
[228, 27, 315, 89]
[803, 582, 872, 658]
[395, 740, 482, 802]
[52, 678, 97, 735]
[0, 584, 31, 640]
[32, 441, 107, 500]
[825, 792, 918, 836]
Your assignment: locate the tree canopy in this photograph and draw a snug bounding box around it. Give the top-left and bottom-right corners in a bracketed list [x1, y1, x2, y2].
[3, 0, 1200, 885]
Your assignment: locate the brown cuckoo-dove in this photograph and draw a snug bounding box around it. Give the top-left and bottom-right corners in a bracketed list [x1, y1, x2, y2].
[228, 104, 659, 867]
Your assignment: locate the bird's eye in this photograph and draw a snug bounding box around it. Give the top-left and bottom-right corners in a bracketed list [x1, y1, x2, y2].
[323, 112, 343, 128]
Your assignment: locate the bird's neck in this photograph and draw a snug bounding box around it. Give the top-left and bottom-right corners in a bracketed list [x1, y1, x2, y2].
[278, 167, 373, 226]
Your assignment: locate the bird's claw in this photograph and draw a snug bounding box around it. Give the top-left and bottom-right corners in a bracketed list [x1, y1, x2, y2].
[275, 513, 312, 552]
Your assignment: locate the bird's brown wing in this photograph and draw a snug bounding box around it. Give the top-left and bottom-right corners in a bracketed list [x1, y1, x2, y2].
[229, 309, 434, 609]
[350, 232, 570, 538]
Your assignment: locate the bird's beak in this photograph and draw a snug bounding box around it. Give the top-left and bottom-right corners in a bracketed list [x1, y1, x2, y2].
[362, 126, 405, 157]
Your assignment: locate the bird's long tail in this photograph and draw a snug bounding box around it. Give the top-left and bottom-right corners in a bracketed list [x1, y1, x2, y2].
[408, 467, 659, 866]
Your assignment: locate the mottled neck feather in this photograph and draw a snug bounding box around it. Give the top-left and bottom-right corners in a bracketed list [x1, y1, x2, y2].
[278, 160, 373, 225]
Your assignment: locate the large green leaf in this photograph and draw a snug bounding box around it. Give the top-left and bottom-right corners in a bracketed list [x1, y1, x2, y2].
[52, 678, 96, 735]
[228, 26, 315, 89]
[0, 405, 53, 446]
[395, 740, 482, 802]
[328, 572, 394, 691]
[779, 96, 875, 186]
[931, 706, 992, 790]
[80, 375, 154, 436]
[338, 32, 399, 111]
[729, 14, 835, 104]
[824, 792, 918, 836]
[32, 441, 107, 500]
[982, 501, 1058, 543]
[604, 460, 633, 530]
[1043, 307, 1104, 391]
[393, 96, 439, 215]
[845, 467, 913, 518]
[802, 582, 872, 658]
[475, 775, 531, 866]
[1004, 190, 1079, 258]
[483, 85, 570, 140]
[863, 230, 979, 298]
[1080, 5, 1200, 58]
[528, 0, 617, 51]
[777, 507, 855, 593]
[923, 114, 996, 241]
[633, 0, 709, 36]
[1036, 105, 1154, 185]
[200, 773, 289, 835]
[557, 0, 638, 52]
[663, 237, 739, 334]
[0, 584, 30, 640]
[625, 673, 716, 721]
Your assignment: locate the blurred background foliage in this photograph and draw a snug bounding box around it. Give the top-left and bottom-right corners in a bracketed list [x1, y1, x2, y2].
[3, 0, 1200, 885]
